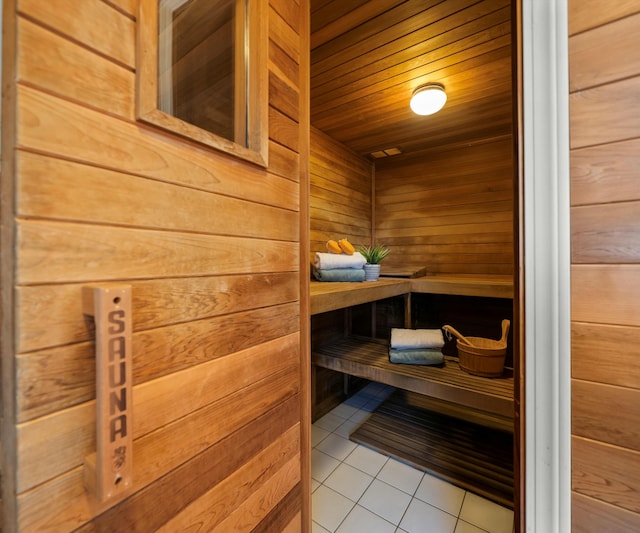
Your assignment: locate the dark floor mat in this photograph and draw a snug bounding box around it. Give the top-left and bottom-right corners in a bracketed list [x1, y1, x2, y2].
[350, 390, 514, 508]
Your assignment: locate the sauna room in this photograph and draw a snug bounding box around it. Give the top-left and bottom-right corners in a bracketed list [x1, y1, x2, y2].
[0, 0, 523, 532]
[5, 0, 640, 531]
[308, 0, 519, 530]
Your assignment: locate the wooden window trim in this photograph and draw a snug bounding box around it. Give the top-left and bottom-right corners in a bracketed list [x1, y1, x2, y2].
[137, 0, 269, 167]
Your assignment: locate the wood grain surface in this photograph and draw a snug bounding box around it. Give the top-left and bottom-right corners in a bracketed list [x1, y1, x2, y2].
[3, 0, 307, 530]
[569, 1, 640, 528]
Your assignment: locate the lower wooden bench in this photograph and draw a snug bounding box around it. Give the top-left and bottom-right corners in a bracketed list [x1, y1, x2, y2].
[312, 337, 514, 421]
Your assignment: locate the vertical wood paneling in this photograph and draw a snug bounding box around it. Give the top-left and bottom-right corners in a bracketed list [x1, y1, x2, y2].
[1, 0, 306, 531]
[569, 0, 640, 528]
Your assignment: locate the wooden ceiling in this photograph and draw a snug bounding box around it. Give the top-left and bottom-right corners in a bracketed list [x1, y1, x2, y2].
[310, 0, 515, 160]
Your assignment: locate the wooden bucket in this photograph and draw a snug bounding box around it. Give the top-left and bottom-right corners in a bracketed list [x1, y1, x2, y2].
[443, 320, 510, 377]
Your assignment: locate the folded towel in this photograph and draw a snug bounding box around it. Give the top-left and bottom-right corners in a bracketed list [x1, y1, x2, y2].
[389, 348, 444, 366]
[314, 251, 367, 270]
[390, 328, 444, 350]
[312, 267, 365, 282]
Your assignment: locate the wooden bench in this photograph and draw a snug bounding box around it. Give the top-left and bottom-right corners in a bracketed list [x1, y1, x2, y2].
[310, 274, 514, 421]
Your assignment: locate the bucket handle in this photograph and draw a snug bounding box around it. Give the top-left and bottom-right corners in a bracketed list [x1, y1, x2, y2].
[442, 325, 473, 346]
[500, 319, 510, 343]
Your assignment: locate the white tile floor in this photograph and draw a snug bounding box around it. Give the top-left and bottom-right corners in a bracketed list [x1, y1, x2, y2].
[312, 383, 514, 533]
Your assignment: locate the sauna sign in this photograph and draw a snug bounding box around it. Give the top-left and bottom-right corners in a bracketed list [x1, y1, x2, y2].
[83, 285, 133, 504]
[107, 309, 129, 443]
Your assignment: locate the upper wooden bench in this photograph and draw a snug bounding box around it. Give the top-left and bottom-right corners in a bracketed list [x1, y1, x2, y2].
[310, 273, 513, 315]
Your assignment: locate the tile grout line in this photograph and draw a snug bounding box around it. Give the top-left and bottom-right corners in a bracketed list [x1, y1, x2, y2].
[314, 384, 513, 533]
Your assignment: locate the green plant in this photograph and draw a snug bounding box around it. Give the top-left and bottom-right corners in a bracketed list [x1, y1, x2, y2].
[358, 243, 390, 264]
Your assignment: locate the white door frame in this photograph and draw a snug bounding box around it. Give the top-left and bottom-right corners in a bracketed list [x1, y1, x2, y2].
[522, 1, 571, 532]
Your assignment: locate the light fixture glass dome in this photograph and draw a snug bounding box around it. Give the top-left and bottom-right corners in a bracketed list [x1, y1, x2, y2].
[410, 83, 447, 115]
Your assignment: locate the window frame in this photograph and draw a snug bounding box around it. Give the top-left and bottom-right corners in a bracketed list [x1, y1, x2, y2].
[137, 0, 269, 167]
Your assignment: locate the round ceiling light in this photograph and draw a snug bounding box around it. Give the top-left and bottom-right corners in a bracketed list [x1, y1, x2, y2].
[410, 83, 447, 115]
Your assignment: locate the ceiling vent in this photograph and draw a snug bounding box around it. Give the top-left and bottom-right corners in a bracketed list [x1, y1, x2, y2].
[370, 147, 402, 159]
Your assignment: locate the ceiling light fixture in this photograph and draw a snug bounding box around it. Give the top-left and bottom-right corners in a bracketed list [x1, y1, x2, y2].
[410, 83, 447, 115]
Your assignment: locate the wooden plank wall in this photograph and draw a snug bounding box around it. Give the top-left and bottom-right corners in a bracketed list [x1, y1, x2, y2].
[568, 1, 640, 531]
[309, 126, 373, 263]
[373, 138, 514, 275]
[1, 0, 307, 531]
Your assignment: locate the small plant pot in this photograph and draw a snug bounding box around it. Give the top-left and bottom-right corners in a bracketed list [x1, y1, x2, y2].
[364, 264, 381, 281]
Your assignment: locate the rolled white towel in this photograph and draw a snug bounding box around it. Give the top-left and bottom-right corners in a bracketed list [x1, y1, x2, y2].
[390, 328, 444, 350]
[314, 251, 367, 270]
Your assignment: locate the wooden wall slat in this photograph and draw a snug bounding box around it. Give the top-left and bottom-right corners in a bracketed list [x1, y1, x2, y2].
[374, 138, 513, 275]
[377, 202, 513, 226]
[571, 265, 640, 326]
[270, 70, 301, 122]
[17, 220, 298, 284]
[104, 0, 136, 18]
[16, 368, 299, 532]
[17, 151, 298, 241]
[572, 492, 640, 533]
[271, 0, 301, 35]
[569, 77, 640, 150]
[309, 127, 372, 261]
[36, 396, 300, 533]
[256, 488, 302, 533]
[18, 0, 135, 67]
[155, 426, 300, 532]
[17, 85, 300, 211]
[571, 202, 640, 264]
[376, 183, 513, 213]
[570, 139, 640, 206]
[269, 140, 300, 181]
[16, 273, 298, 354]
[572, 322, 640, 389]
[310, 183, 370, 214]
[572, 436, 640, 515]
[311, 127, 372, 176]
[270, 39, 300, 90]
[572, 380, 640, 451]
[4, 0, 306, 529]
[569, 2, 640, 526]
[18, 329, 299, 429]
[569, 13, 640, 92]
[212, 457, 300, 533]
[17, 341, 299, 492]
[270, 5, 300, 64]
[568, 0, 638, 36]
[270, 107, 301, 152]
[17, 17, 134, 119]
[130, 303, 300, 383]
